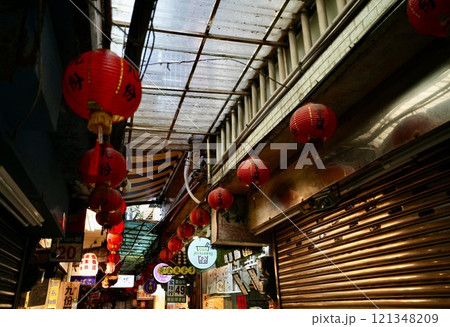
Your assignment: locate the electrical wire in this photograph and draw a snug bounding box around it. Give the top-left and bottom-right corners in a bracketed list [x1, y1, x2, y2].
[139, 0, 158, 80]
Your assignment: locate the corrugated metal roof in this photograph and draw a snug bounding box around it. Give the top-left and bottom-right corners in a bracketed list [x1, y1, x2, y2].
[111, 0, 304, 203]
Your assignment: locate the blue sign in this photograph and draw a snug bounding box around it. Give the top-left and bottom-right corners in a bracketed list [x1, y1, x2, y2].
[70, 275, 96, 285]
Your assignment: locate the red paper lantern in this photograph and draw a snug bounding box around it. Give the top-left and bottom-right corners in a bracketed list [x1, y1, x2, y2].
[237, 157, 270, 187]
[391, 114, 438, 149]
[189, 207, 211, 227]
[107, 233, 123, 245]
[107, 242, 121, 252]
[88, 185, 123, 212]
[290, 103, 337, 144]
[62, 49, 142, 135]
[321, 164, 355, 186]
[107, 252, 121, 264]
[108, 220, 125, 234]
[177, 223, 195, 239]
[78, 143, 127, 189]
[167, 237, 183, 253]
[96, 211, 123, 228]
[207, 187, 234, 211]
[159, 248, 174, 262]
[407, 0, 450, 38]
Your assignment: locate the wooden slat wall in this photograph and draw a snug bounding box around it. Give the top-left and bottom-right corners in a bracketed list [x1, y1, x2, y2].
[274, 145, 450, 309]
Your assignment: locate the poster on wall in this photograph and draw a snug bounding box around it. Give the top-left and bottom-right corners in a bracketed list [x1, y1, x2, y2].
[187, 237, 217, 270]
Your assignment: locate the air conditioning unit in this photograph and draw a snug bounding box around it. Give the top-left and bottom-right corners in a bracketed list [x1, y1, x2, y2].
[0, 166, 44, 227]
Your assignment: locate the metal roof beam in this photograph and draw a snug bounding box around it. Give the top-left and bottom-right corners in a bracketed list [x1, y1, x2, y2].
[142, 85, 248, 96]
[113, 20, 288, 47]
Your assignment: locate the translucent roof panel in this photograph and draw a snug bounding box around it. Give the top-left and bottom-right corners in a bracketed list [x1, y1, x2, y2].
[111, 0, 306, 201]
[152, 0, 211, 33]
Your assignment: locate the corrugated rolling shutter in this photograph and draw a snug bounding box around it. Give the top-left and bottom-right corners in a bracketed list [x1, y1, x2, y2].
[0, 206, 28, 309]
[274, 144, 450, 309]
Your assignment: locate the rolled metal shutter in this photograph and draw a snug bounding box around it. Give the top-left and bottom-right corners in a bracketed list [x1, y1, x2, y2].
[274, 144, 450, 309]
[0, 206, 29, 309]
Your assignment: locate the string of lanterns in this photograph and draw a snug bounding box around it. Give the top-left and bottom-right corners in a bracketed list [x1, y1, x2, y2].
[63, 49, 142, 285]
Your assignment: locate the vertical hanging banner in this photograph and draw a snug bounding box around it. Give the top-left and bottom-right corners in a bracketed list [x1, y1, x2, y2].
[45, 278, 61, 309]
[56, 282, 80, 309]
[166, 278, 186, 303]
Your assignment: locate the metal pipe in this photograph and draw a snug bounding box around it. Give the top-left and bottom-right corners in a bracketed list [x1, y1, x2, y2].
[316, 0, 329, 34]
[126, 125, 216, 136]
[301, 11, 312, 52]
[226, 116, 232, 149]
[259, 73, 267, 106]
[231, 108, 238, 142]
[251, 84, 258, 117]
[277, 47, 287, 82]
[268, 59, 277, 96]
[220, 125, 226, 159]
[184, 152, 201, 204]
[216, 132, 222, 161]
[288, 29, 299, 69]
[336, 0, 347, 13]
[237, 101, 244, 136]
[244, 95, 252, 125]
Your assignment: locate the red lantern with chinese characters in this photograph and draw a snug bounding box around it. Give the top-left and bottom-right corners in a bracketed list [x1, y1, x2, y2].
[177, 223, 195, 239]
[237, 157, 270, 187]
[78, 143, 127, 189]
[62, 49, 142, 135]
[189, 207, 211, 227]
[290, 103, 337, 144]
[88, 185, 123, 212]
[407, 0, 450, 38]
[167, 237, 183, 253]
[159, 248, 174, 262]
[321, 164, 355, 186]
[391, 114, 438, 149]
[96, 210, 123, 228]
[107, 252, 121, 264]
[108, 220, 125, 234]
[107, 233, 123, 245]
[107, 242, 122, 252]
[207, 187, 234, 211]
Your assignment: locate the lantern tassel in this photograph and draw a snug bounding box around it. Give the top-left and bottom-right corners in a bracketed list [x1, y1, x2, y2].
[89, 139, 101, 177]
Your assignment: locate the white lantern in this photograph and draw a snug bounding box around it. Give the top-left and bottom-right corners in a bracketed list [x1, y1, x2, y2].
[79, 253, 98, 276]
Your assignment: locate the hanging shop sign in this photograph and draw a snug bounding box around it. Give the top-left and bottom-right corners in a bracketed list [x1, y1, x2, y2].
[166, 278, 186, 303]
[159, 265, 196, 275]
[50, 233, 83, 262]
[232, 273, 249, 296]
[153, 263, 173, 283]
[70, 275, 96, 285]
[143, 279, 158, 295]
[111, 275, 135, 288]
[247, 268, 264, 293]
[45, 278, 61, 309]
[187, 237, 217, 270]
[56, 282, 80, 309]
